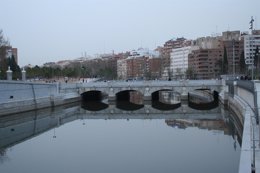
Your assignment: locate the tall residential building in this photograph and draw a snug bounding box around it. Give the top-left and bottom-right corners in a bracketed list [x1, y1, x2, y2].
[126, 56, 148, 79]
[189, 31, 245, 78]
[117, 58, 127, 79]
[189, 35, 225, 79]
[160, 38, 191, 79]
[170, 46, 197, 79]
[244, 30, 260, 66]
[222, 39, 244, 74]
[188, 36, 223, 79]
[0, 46, 18, 67]
[221, 31, 244, 74]
[148, 56, 162, 79]
[121, 48, 161, 80]
[188, 48, 223, 79]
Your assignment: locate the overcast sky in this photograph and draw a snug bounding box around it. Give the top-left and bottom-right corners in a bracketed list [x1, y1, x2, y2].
[1, 0, 260, 66]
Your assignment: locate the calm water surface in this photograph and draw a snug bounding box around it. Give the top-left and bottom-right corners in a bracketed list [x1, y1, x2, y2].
[0, 103, 241, 173]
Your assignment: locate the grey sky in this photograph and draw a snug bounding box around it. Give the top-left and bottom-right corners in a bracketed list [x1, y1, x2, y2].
[1, 0, 259, 66]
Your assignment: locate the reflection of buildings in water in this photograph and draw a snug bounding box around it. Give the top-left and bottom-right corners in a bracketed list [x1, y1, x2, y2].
[159, 91, 180, 104]
[129, 91, 143, 104]
[165, 119, 193, 129]
[165, 119, 230, 135]
[188, 90, 214, 104]
[0, 148, 8, 163]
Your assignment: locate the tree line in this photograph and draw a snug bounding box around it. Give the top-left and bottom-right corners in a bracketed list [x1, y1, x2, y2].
[0, 30, 21, 80]
[25, 61, 117, 80]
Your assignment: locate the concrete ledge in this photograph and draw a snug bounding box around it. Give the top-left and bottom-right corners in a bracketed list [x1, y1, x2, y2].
[238, 108, 253, 173]
[228, 96, 245, 126]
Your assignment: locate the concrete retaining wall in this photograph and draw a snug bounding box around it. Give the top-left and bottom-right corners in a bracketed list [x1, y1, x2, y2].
[237, 86, 254, 110]
[0, 81, 81, 116]
[228, 95, 254, 173]
[0, 81, 59, 103]
[221, 80, 259, 173]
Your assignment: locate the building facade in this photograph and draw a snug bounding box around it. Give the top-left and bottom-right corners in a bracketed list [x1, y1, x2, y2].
[160, 38, 191, 79]
[117, 58, 127, 79]
[221, 31, 244, 74]
[222, 39, 244, 74]
[148, 57, 162, 79]
[244, 30, 260, 66]
[170, 46, 192, 79]
[0, 46, 18, 64]
[188, 48, 223, 79]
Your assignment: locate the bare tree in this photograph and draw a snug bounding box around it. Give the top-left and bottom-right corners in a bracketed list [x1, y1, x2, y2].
[0, 29, 9, 47]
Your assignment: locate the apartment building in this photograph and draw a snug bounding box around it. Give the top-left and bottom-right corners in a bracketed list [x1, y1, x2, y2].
[188, 48, 223, 79]
[0, 46, 18, 65]
[170, 46, 193, 79]
[188, 31, 245, 79]
[126, 56, 148, 79]
[244, 30, 260, 66]
[222, 31, 244, 74]
[117, 58, 127, 79]
[119, 48, 161, 80]
[160, 38, 191, 79]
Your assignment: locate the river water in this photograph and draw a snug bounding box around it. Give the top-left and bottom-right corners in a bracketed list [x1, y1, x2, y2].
[0, 101, 241, 173]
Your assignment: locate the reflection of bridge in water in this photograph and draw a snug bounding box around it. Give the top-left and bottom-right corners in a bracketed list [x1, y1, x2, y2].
[0, 103, 239, 157]
[80, 103, 222, 120]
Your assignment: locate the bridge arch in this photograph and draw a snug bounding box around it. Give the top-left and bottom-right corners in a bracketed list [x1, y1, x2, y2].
[151, 89, 181, 101]
[151, 89, 181, 110]
[81, 90, 105, 101]
[188, 89, 219, 110]
[80, 90, 109, 111]
[115, 90, 144, 111]
[115, 90, 143, 102]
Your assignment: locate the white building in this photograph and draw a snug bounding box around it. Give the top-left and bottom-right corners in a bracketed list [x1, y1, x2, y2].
[170, 46, 198, 79]
[117, 58, 127, 79]
[244, 30, 260, 65]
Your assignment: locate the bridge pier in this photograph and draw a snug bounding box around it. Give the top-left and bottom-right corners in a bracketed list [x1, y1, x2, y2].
[108, 95, 116, 101]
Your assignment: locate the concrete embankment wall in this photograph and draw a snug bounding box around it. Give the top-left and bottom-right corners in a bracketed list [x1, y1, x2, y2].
[220, 80, 259, 173]
[0, 81, 81, 116]
[226, 95, 253, 173]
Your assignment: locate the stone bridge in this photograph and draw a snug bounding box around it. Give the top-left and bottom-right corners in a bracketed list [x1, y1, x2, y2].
[60, 80, 223, 101]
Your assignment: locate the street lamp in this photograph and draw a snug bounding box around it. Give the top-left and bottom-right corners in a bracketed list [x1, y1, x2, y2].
[232, 39, 235, 77]
[251, 59, 254, 80]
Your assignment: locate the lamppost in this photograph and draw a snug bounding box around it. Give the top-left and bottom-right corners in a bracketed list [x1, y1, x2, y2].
[250, 16, 255, 80]
[232, 39, 235, 77]
[251, 59, 254, 80]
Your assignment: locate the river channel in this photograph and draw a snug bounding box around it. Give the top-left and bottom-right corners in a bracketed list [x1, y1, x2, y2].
[0, 99, 241, 173]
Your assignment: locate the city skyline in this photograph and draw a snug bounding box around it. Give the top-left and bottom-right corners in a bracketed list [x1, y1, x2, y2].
[1, 0, 260, 66]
